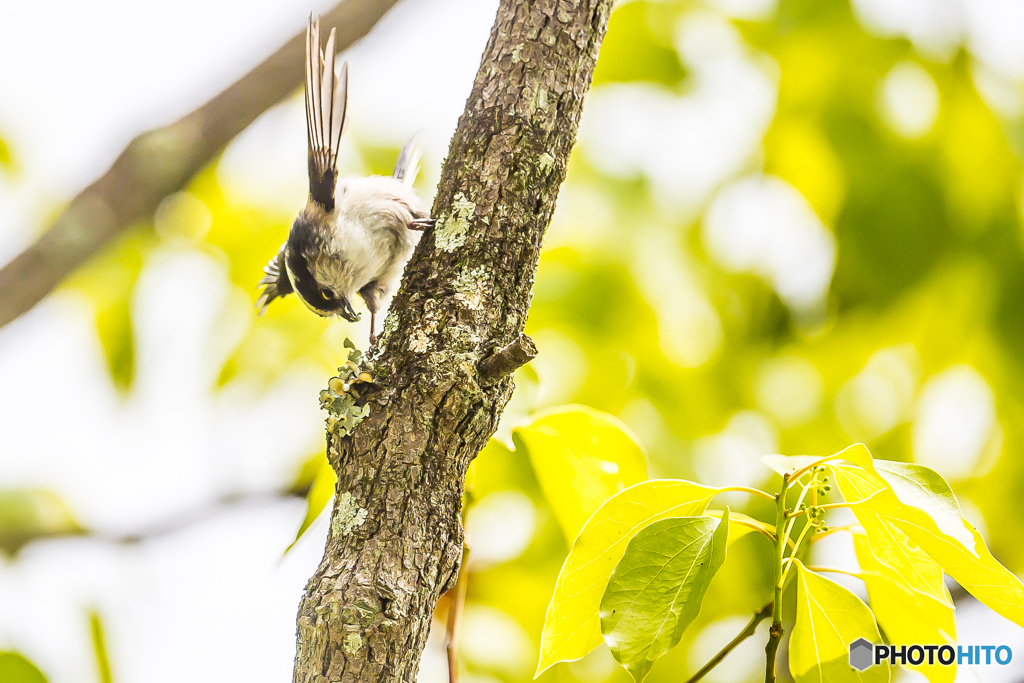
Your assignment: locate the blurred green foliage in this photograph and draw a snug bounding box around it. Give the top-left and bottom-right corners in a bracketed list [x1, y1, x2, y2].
[88, 611, 113, 683]
[591, 2, 686, 87]
[0, 489, 82, 557]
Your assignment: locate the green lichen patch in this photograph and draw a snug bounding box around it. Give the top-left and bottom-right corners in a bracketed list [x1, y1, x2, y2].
[332, 492, 368, 537]
[409, 330, 431, 353]
[320, 340, 373, 437]
[342, 632, 363, 655]
[454, 265, 490, 310]
[435, 193, 475, 252]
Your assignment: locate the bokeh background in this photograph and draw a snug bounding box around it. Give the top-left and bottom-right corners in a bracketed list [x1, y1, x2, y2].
[2, 0, 1024, 681]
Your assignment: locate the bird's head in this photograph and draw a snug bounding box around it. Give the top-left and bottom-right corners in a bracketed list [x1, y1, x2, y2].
[284, 216, 362, 322]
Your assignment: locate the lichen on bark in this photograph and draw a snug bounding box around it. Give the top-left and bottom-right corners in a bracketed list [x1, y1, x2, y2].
[291, 0, 614, 681]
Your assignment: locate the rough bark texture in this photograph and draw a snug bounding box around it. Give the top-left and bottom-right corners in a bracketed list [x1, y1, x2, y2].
[0, 0, 400, 329]
[291, 0, 612, 680]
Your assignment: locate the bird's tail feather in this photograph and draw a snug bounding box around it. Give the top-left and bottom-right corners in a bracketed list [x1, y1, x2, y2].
[393, 133, 423, 188]
[305, 15, 348, 211]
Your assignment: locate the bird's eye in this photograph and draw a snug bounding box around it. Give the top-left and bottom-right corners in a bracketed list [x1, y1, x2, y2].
[320, 288, 333, 301]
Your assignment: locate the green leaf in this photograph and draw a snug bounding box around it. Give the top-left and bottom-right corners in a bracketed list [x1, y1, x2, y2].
[515, 405, 647, 543]
[762, 454, 826, 477]
[536, 479, 720, 675]
[0, 489, 82, 557]
[285, 453, 337, 554]
[600, 509, 730, 682]
[829, 458, 1024, 625]
[0, 653, 48, 683]
[873, 461, 973, 549]
[834, 446, 972, 548]
[853, 508, 950, 608]
[853, 535, 956, 683]
[790, 560, 891, 683]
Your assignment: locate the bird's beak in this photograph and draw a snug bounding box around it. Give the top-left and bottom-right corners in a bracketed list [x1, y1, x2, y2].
[337, 297, 361, 323]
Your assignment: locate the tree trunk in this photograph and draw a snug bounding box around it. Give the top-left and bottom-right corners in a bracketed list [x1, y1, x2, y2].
[291, 0, 613, 681]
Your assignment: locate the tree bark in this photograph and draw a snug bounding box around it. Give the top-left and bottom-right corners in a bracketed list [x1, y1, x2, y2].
[291, 0, 612, 680]
[0, 0, 401, 330]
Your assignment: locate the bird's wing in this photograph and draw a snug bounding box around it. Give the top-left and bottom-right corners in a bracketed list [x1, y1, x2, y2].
[305, 15, 348, 212]
[255, 242, 293, 315]
[393, 132, 422, 188]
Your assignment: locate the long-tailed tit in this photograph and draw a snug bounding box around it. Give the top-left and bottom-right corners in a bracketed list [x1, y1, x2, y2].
[256, 15, 434, 344]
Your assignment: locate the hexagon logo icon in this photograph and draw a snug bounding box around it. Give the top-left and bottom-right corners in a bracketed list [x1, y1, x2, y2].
[849, 638, 874, 671]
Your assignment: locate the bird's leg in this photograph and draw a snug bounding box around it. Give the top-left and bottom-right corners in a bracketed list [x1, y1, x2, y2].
[408, 217, 436, 231]
[358, 282, 381, 347]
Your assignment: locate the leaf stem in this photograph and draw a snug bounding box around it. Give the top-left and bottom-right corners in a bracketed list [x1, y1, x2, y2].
[804, 565, 872, 579]
[718, 486, 777, 502]
[780, 520, 815, 588]
[785, 500, 854, 520]
[809, 524, 859, 542]
[787, 454, 840, 483]
[686, 601, 774, 683]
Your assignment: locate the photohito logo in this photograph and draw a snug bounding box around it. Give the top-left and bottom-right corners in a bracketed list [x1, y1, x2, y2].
[848, 639, 1013, 671]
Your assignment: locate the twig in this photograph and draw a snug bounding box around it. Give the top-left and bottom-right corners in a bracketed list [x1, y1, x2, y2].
[0, 0, 402, 329]
[686, 601, 773, 683]
[445, 542, 470, 683]
[477, 333, 537, 384]
[446, 491, 474, 683]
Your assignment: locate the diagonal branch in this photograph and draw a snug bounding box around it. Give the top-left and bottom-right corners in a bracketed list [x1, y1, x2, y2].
[291, 0, 613, 680]
[0, 0, 402, 329]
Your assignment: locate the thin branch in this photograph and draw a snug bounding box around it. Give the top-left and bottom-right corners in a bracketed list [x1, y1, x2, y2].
[686, 601, 773, 683]
[0, 0, 402, 329]
[21, 489, 302, 551]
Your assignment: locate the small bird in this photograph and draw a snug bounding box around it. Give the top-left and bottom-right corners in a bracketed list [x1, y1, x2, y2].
[256, 15, 434, 344]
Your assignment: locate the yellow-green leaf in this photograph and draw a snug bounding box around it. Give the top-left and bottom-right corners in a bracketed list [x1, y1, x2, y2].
[285, 453, 337, 554]
[761, 454, 824, 477]
[853, 534, 956, 683]
[854, 508, 950, 608]
[515, 405, 647, 543]
[790, 560, 891, 683]
[536, 479, 719, 675]
[836, 446, 972, 548]
[600, 510, 729, 682]
[0, 653, 48, 683]
[830, 459, 1024, 625]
